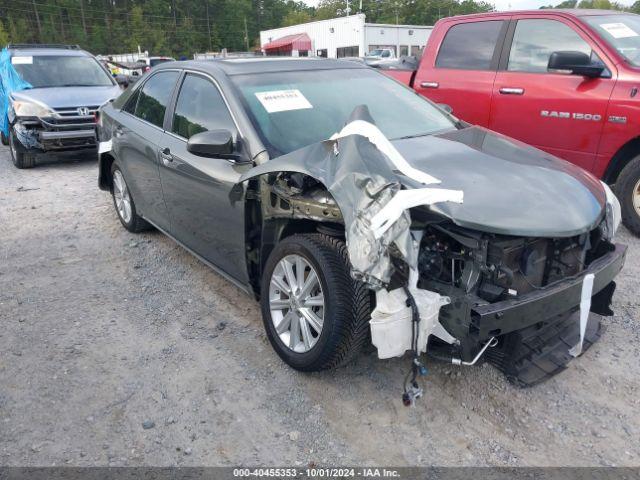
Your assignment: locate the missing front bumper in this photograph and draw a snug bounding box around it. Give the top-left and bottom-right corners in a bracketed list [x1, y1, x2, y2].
[13, 119, 97, 153]
[468, 243, 626, 340]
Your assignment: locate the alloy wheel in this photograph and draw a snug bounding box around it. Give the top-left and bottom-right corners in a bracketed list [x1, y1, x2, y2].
[269, 254, 325, 353]
[634, 178, 640, 217]
[113, 170, 133, 224]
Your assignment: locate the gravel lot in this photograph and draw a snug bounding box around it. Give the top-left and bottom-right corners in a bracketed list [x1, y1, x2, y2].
[0, 147, 639, 467]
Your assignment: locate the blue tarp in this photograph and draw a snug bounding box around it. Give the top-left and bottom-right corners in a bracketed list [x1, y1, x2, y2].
[0, 48, 32, 137]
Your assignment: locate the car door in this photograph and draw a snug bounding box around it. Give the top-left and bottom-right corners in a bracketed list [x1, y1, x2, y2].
[489, 16, 616, 172]
[158, 72, 252, 284]
[413, 17, 510, 126]
[113, 70, 180, 232]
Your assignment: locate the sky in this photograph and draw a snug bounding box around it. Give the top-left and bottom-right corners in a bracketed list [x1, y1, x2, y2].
[489, 0, 634, 9]
[302, 0, 636, 12]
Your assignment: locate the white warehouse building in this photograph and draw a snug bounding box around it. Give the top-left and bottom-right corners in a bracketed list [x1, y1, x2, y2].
[260, 14, 432, 59]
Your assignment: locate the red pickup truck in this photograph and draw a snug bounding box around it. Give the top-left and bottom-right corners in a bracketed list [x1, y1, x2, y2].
[384, 9, 640, 235]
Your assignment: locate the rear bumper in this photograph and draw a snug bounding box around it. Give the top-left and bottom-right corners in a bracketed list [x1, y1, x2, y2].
[470, 243, 626, 339]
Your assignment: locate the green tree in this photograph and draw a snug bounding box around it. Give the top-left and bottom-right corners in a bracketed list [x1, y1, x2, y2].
[0, 0, 501, 57]
[282, 10, 313, 26]
[577, 0, 623, 8]
[0, 21, 9, 46]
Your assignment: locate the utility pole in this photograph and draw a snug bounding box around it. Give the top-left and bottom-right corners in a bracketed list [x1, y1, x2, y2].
[79, 0, 88, 37]
[346, 0, 350, 16]
[244, 17, 250, 51]
[205, 0, 212, 51]
[55, 0, 66, 42]
[172, 0, 177, 27]
[31, 0, 42, 40]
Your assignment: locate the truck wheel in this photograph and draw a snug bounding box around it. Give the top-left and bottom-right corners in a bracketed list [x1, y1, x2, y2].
[615, 155, 640, 236]
[486, 311, 601, 387]
[9, 129, 36, 169]
[260, 234, 371, 372]
[110, 163, 151, 233]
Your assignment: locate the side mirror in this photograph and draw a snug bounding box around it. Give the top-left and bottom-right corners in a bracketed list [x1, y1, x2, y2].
[187, 129, 234, 158]
[548, 51, 604, 78]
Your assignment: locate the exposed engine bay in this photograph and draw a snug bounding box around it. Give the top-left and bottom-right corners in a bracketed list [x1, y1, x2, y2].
[239, 111, 626, 402]
[416, 223, 596, 301]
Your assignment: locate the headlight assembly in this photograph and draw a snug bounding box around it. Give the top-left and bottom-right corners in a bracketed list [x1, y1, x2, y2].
[11, 99, 54, 118]
[601, 181, 621, 241]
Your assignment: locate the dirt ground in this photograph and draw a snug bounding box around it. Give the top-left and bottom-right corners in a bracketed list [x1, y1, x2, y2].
[0, 147, 639, 467]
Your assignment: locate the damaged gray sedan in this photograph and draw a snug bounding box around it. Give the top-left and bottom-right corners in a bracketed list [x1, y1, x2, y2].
[97, 58, 626, 395]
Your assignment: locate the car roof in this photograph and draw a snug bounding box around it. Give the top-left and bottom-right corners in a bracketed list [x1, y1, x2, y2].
[7, 45, 92, 57]
[159, 57, 368, 76]
[443, 9, 633, 21]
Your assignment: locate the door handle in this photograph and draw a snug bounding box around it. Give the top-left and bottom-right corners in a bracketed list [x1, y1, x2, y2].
[499, 87, 524, 95]
[159, 147, 173, 165]
[420, 81, 439, 89]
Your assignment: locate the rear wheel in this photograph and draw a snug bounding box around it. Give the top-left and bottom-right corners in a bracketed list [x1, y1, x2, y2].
[260, 234, 371, 372]
[111, 163, 151, 233]
[9, 129, 36, 169]
[615, 155, 640, 236]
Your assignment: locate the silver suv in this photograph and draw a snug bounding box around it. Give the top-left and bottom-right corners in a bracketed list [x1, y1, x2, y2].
[2, 44, 121, 168]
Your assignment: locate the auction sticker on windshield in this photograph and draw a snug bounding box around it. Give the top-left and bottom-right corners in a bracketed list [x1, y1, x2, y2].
[11, 56, 33, 65]
[255, 89, 313, 113]
[601, 22, 638, 39]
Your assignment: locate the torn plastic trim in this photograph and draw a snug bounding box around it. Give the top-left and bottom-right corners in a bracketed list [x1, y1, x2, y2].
[13, 122, 42, 149]
[238, 117, 464, 288]
[370, 230, 458, 359]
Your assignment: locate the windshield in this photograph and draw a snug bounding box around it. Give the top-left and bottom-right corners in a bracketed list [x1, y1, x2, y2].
[231, 68, 455, 156]
[12, 55, 114, 88]
[585, 14, 640, 66]
[367, 50, 383, 57]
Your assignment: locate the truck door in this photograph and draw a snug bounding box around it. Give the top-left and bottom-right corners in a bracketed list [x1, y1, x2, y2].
[489, 16, 616, 172]
[413, 17, 510, 126]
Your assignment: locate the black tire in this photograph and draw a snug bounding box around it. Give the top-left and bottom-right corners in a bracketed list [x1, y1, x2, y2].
[110, 163, 151, 233]
[9, 129, 36, 169]
[260, 234, 371, 372]
[614, 155, 640, 236]
[1, 131, 8, 146]
[486, 311, 602, 387]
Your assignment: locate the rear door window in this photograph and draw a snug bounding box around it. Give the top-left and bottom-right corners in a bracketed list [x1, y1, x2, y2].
[436, 20, 505, 70]
[508, 19, 593, 73]
[170, 74, 236, 140]
[134, 71, 179, 128]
